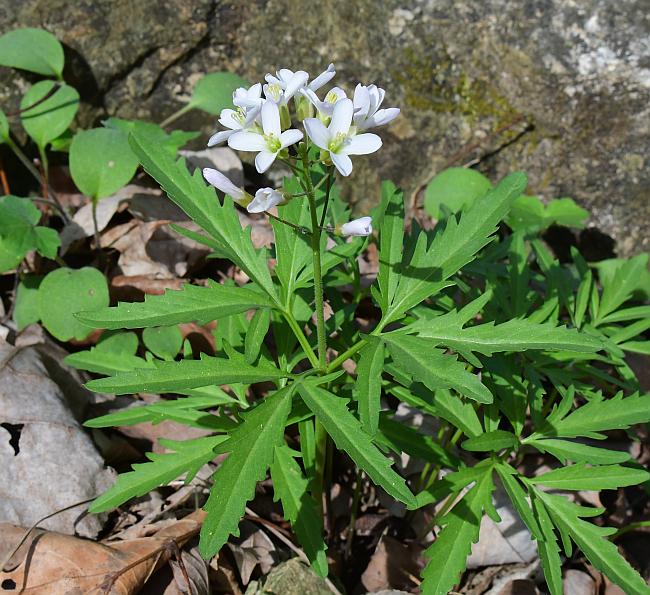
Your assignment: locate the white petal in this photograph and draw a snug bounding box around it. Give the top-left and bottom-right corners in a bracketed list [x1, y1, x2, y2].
[219, 108, 243, 130]
[248, 187, 283, 213]
[308, 63, 336, 91]
[255, 150, 277, 173]
[284, 70, 309, 100]
[280, 128, 303, 148]
[261, 100, 281, 137]
[343, 133, 382, 155]
[367, 107, 400, 128]
[228, 130, 267, 152]
[304, 118, 330, 149]
[329, 98, 353, 136]
[265, 74, 281, 86]
[341, 216, 373, 236]
[278, 69, 296, 84]
[331, 152, 353, 177]
[207, 129, 234, 147]
[247, 82, 262, 100]
[302, 88, 321, 109]
[202, 168, 244, 200]
[353, 84, 371, 115]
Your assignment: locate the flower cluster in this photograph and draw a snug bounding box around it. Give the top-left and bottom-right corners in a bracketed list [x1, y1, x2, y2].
[203, 64, 399, 236]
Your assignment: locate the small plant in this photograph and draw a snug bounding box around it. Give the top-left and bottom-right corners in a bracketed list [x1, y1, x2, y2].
[56, 64, 650, 594]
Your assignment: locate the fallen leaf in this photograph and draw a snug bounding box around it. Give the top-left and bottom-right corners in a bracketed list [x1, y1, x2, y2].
[227, 520, 277, 585]
[166, 543, 210, 595]
[361, 535, 422, 593]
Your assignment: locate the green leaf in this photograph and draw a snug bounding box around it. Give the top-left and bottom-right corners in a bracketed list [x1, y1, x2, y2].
[528, 438, 631, 465]
[530, 491, 563, 595]
[0, 108, 8, 141]
[376, 181, 405, 315]
[89, 435, 227, 513]
[536, 490, 650, 594]
[506, 195, 588, 233]
[421, 466, 495, 595]
[495, 465, 542, 541]
[188, 72, 249, 115]
[270, 444, 328, 577]
[595, 254, 650, 324]
[531, 392, 650, 440]
[21, 81, 79, 148]
[199, 387, 292, 558]
[38, 267, 109, 341]
[69, 128, 139, 200]
[128, 131, 277, 302]
[85, 354, 289, 395]
[104, 118, 199, 155]
[0, 196, 60, 272]
[356, 338, 385, 435]
[244, 308, 271, 364]
[424, 167, 492, 219]
[406, 316, 603, 357]
[64, 347, 152, 376]
[529, 464, 649, 491]
[13, 274, 42, 329]
[0, 28, 64, 78]
[77, 281, 274, 329]
[143, 325, 183, 360]
[298, 380, 416, 507]
[462, 430, 518, 452]
[385, 172, 527, 324]
[385, 334, 493, 404]
[376, 413, 461, 469]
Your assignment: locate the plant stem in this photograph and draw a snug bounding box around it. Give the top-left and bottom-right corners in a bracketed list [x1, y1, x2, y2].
[159, 104, 192, 128]
[91, 198, 102, 261]
[302, 147, 327, 369]
[6, 137, 70, 221]
[282, 310, 320, 369]
[313, 418, 328, 518]
[319, 167, 334, 228]
[326, 337, 368, 373]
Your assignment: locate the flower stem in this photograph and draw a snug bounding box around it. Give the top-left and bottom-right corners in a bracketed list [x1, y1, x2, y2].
[282, 310, 320, 369]
[159, 104, 192, 128]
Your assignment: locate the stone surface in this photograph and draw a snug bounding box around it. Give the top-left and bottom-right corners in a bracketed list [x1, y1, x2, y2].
[1, 0, 648, 254]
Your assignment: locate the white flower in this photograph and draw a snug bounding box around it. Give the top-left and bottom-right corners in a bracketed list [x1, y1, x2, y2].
[233, 83, 264, 110]
[264, 69, 309, 104]
[301, 86, 347, 118]
[341, 216, 373, 236]
[307, 63, 336, 92]
[228, 100, 303, 173]
[202, 168, 250, 206]
[353, 84, 400, 130]
[304, 98, 382, 176]
[207, 105, 259, 147]
[247, 187, 284, 214]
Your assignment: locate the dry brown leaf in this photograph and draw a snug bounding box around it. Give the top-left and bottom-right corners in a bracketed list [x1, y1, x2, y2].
[0, 510, 205, 594]
[227, 520, 277, 585]
[360, 535, 422, 593]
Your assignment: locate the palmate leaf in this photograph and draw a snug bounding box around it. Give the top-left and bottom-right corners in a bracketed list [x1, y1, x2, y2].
[128, 131, 278, 303]
[421, 465, 495, 595]
[77, 281, 274, 329]
[85, 354, 289, 394]
[528, 463, 649, 491]
[298, 380, 416, 507]
[270, 444, 328, 577]
[384, 334, 493, 403]
[90, 435, 227, 513]
[406, 316, 603, 358]
[383, 172, 527, 324]
[536, 490, 650, 594]
[356, 338, 385, 435]
[529, 392, 650, 440]
[199, 387, 292, 558]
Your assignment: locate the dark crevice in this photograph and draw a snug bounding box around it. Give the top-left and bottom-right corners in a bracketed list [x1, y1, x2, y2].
[0, 423, 24, 456]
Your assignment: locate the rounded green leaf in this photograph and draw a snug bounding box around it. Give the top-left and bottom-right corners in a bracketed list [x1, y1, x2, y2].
[143, 325, 183, 360]
[0, 108, 8, 142]
[188, 72, 249, 115]
[39, 267, 109, 341]
[21, 81, 79, 148]
[0, 28, 64, 78]
[13, 275, 43, 330]
[69, 128, 139, 199]
[424, 167, 492, 218]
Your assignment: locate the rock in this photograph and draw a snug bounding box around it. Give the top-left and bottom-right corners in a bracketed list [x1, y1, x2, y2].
[243, 557, 331, 595]
[0, 340, 115, 537]
[1, 0, 649, 254]
[563, 569, 597, 595]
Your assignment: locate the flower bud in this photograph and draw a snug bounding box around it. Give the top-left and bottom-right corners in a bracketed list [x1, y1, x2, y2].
[339, 216, 373, 237]
[203, 168, 252, 207]
[247, 187, 284, 214]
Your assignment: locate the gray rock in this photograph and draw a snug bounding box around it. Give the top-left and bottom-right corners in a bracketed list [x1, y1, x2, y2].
[1, 0, 648, 254]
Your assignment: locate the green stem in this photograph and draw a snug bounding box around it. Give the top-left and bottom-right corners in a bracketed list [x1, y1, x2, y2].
[159, 104, 192, 128]
[318, 168, 334, 228]
[326, 338, 368, 373]
[283, 311, 320, 369]
[313, 419, 328, 518]
[611, 520, 650, 540]
[302, 146, 327, 369]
